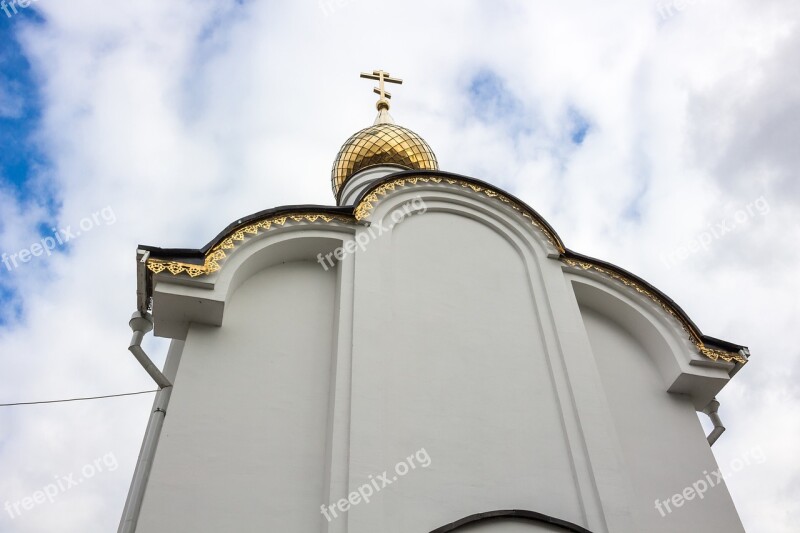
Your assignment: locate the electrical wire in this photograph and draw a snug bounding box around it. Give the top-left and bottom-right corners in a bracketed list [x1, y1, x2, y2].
[0, 389, 159, 407]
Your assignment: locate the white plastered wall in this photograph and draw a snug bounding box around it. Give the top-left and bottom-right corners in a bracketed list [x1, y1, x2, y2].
[132, 179, 744, 533]
[137, 234, 350, 532]
[571, 280, 744, 532]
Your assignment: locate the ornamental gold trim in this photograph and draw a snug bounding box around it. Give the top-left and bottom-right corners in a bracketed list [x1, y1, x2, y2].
[354, 176, 566, 253]
[563, 258, 747, 364]
[146, 213, 355, 278]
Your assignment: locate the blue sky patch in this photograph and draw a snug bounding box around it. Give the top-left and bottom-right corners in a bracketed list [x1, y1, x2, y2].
[0, 13, 53, 323]
[0, 282, 21, 326]
[467, 70, 527, 128]
[568, 107, 590, 145]
[0, 14, 49, 204]
[622, 149, 651, 223]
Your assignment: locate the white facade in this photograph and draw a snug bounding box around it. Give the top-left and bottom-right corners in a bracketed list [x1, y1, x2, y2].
[124, 167, 748, 533]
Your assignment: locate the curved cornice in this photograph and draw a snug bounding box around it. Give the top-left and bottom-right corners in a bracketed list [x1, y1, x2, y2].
[429, 509, 594, 533]
[562, 255, 746, 364]
[144, 206, 356, 277]
[352, 171, 566, 254]
[140, 170, 747, 364]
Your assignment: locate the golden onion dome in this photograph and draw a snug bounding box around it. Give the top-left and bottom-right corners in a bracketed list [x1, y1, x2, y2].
[331, 122, 438, 196]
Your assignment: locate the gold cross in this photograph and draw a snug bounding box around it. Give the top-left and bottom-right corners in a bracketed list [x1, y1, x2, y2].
[360, 69, 403, 107]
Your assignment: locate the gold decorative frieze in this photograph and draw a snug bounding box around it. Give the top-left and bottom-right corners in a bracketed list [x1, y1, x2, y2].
[563, 258, 747, 364]
[354, 176, 566, 253]
[146, 213, 355, 278]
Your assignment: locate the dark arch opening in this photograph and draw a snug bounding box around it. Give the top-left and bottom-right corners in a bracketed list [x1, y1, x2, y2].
[430, 510, 595, 533]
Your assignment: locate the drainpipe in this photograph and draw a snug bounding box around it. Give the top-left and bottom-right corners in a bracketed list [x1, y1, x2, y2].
[119, 312, 175, 533]
[118, 385, 172, 533]
[128, 312, 171, 389]
[703, 398, 725, 446]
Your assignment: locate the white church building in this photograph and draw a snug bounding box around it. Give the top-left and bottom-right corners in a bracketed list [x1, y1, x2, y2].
[120, 71, 749, 532]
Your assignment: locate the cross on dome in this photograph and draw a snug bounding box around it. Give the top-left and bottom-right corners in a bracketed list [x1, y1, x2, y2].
[360, 69, 403, 111]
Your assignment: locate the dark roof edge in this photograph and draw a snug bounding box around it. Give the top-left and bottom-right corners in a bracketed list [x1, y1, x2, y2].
[139, 204, 354, 260]
[137, 171, 747, 356]
[430, 509, 593, 533]
[564, 249, 748, 353]
[355, 170, 745, 354]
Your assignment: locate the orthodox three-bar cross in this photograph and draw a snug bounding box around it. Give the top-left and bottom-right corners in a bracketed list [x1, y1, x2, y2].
[360, 70, 403, 101]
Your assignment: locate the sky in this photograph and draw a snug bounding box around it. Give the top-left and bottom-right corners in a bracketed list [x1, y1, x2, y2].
[0, 0, 797, 531]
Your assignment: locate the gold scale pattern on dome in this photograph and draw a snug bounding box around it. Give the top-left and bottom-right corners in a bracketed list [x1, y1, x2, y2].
[331, 70, 438, 195]
[331, 123, 438, 194]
